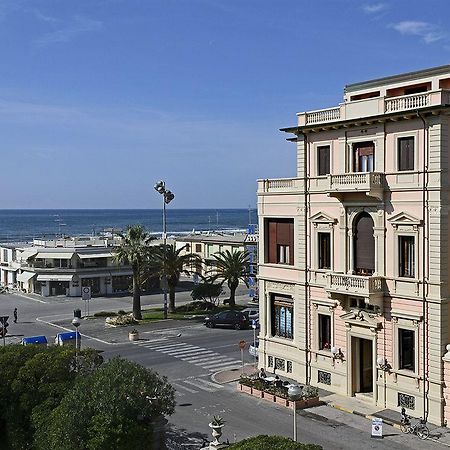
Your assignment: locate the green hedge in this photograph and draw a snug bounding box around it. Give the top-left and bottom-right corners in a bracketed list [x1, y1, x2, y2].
[228, 435, 322, 450]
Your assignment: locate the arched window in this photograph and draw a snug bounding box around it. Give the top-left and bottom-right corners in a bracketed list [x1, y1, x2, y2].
[353, 213, 375, 275]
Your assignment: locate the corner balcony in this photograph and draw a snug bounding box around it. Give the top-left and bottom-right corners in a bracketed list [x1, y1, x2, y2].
[327, 172, 384, 200]
[326, 273, 385, 308]
[298, 90, 450, 127]
[257, 178, 303, 194]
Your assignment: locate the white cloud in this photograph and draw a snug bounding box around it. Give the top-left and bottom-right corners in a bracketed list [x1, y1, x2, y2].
[34, 16, 103, 46]
[363, 3, 388, 14]
[391, 20, 445, 44]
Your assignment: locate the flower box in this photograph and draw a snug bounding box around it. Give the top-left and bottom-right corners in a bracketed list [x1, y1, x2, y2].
[252, 388, 264, 398]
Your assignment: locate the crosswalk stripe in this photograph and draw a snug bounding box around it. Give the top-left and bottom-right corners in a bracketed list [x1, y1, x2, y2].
[180, 352, 218, 362]
[172, 383, 199, 394]
[184, 379, 217, 392]
[196, 357, 235, 367]
[147, 343, 188, 350]
[163, 347, 201, 355]
[199, 360, 242, 369]
[139, 338, 167, 344]
[207, 364, 241, 372]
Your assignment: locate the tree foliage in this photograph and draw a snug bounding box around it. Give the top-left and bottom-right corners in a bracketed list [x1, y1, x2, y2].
[0, 345, 102, 450]
[146, 244, 200, 312]
[37, 357, 175, 450]
[191, 281, 223, 306]
[208, 250, 249, 307]
[228, 435, 323, 450]
[113, 224, 154, 320]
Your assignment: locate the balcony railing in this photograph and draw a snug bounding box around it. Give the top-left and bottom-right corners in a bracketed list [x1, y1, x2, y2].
[305, 107, 341, 125]
[385, 92, 430, 113]
[326, 273, 384, 298]
[297, 90, 450, 127]
[327, 172, 384, 199]
[258, 178, 302, 193]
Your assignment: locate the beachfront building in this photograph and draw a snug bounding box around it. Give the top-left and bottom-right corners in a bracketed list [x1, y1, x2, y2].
[257, 65, 450, 426]
[0, 236, 133, 297]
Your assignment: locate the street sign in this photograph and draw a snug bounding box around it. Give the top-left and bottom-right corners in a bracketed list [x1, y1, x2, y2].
[371, 418, 383, 438]
[81, 286, 91, 301]
[252, 320, 257, 329]
[238, 340, 246, 350]
[0, 316, 9, 325]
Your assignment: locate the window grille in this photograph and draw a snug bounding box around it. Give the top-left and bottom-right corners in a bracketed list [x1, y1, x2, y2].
[268, 356, 274, 367]
[398, 393, 415, 410]
[287, 361, 293, 373]
[275, 357, 285, 371]
[318, 370, 331, 385]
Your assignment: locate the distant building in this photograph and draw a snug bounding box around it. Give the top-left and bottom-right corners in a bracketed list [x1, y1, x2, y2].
[258, 65, 450, 426]
[0, 236, 133, 297]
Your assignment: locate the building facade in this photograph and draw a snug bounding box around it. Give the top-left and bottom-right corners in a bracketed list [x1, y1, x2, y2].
[0, 236, 133, 297]
[258, 65, 450, 426]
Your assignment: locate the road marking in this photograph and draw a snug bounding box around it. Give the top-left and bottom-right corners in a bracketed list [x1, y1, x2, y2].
[200, 360, 242, 369]
[172, 383, 199, 394]
[146, 343, 188, 350]
[163, 347, 202, 356]
[184, 379, 217, 392]
[180, 352, 218, 362]
[191, 378, 223, 390]
[196, 357, 236, 367]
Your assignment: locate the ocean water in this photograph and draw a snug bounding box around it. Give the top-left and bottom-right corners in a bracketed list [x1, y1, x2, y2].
[0, 209, 256, 242]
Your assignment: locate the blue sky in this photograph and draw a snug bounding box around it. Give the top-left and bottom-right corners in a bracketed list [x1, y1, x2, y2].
[0, 0, 449, 209]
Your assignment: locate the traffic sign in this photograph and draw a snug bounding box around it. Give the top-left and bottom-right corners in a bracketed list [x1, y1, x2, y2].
[371, 418, 383, 438]
[0, 316, 9, 325]
[238, 340, 246, 350]
[252, 320, 257, 329]
[82, 286, 91, 301]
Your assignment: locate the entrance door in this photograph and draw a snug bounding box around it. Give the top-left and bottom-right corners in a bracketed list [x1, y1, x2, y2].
[351, 337, 373, 394]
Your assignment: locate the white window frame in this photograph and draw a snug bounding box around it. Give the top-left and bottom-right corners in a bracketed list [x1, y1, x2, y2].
[346, 137, 377, 173]
[310, 213, 335, 272]
[394, 131, 419, 173]
[313, 301, 335, 355]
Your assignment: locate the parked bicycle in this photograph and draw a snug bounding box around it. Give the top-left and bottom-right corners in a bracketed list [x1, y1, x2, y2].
[400, 407, 429, 440]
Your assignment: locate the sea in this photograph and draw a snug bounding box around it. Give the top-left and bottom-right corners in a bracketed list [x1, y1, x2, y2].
[0, 209, 256, 242]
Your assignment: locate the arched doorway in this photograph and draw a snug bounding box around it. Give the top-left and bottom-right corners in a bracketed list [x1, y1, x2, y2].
[353, 212, 375, 275]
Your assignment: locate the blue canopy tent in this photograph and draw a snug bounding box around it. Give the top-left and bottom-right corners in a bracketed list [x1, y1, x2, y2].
[22, 335, 48, 346]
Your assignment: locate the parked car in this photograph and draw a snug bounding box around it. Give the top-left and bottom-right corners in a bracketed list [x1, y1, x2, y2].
[242, 307, 259, 327]
[204, 310, 249, 330]
[249, 340, 259, 358]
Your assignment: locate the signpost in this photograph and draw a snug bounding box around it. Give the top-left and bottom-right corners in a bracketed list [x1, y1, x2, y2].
[239, 340, 246, 372]
[82, 286, 91, 317]
[252, 319, 257, 367]
[371, 418, 383, 439]
[0, 316, 9, 347]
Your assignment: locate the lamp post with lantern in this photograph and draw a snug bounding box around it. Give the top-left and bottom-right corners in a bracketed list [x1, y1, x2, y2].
[288, 384, 303, 442]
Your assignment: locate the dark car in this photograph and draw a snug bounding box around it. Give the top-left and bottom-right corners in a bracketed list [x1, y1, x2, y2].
[204, 310, 249, 330]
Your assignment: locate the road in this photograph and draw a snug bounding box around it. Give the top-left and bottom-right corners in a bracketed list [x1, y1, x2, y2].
[0, 290, 444, 449]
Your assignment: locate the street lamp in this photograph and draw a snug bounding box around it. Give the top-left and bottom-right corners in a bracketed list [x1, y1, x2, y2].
[288, 384, 303, 442]
[154, 180, 175, 319]
[72, 317, 81, 370]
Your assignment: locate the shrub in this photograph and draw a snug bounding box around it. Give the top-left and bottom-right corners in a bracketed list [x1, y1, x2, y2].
[302, 385, 319, 399]
[94, 311, 117, 317]
[228, 435, 322, 450]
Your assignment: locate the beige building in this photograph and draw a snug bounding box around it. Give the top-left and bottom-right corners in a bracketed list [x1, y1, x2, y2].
[257, 65, 450, 426]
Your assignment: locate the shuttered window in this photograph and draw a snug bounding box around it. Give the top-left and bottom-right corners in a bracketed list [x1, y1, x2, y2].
[317, 145, 330, 176]
[318, 232, 331, 269]
[398, 137, 414, 171]
[354, 213, 375, 275]
[399, 236, 415, 277]
[399, 329, 415, 371]
[265, 219, 294, 265]
[271, 294, 293, 339]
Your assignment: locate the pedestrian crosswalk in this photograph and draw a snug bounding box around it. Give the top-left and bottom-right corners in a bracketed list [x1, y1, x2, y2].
[171, 375, 224, 395]
[132, 337, 243, 373]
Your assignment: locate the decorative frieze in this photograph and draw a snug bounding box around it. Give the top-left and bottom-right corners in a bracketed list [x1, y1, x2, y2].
[266, 281, 294, 294]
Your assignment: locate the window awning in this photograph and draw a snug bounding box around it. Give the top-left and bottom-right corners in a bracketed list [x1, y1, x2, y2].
[35, 252, 74, 259]
[20, 250, 38, 260]
[77, 252, 113, 259]
[17, 272, 36, 283]
[37, 274, 74, 282]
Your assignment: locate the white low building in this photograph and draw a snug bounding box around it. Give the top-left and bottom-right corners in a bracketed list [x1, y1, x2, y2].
[0, 236, 133, 297]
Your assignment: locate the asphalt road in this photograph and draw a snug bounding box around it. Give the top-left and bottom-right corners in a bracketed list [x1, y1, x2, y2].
[0, 290, 444, 450]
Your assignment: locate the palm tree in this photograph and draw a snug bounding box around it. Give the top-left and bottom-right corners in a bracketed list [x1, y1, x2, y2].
[147, 244, 200, 313]
[208, 250, 249, 308]
[113, 225, 153, 320]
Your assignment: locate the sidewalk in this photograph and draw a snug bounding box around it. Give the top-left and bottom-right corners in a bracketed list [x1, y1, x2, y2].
[214, 366, 450, 447]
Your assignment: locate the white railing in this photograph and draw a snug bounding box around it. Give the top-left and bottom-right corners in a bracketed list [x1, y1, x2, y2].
[329, 172, 383, 190]
[305, 107, 340, 125]
[259, 178, 301, 193]
[385, 92, 430, 113]
[327, 273, 384, 293]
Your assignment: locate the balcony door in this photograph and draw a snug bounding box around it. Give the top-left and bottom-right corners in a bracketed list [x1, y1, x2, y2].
[353, 212, 374, 275]
[353, 142, 374, 173]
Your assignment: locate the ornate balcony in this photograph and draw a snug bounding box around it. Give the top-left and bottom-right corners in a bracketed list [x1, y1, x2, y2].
[326, 273, 385, 308]
[327, 172, 384, 200]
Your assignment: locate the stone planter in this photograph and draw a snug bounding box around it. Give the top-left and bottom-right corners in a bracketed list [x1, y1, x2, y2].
[237, 382, 319, 409]
[128, 331, 139, 341]
[209, 423, 226, 448]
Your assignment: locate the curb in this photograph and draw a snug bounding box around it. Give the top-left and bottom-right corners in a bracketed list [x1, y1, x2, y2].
[327, 402, 450, 447]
